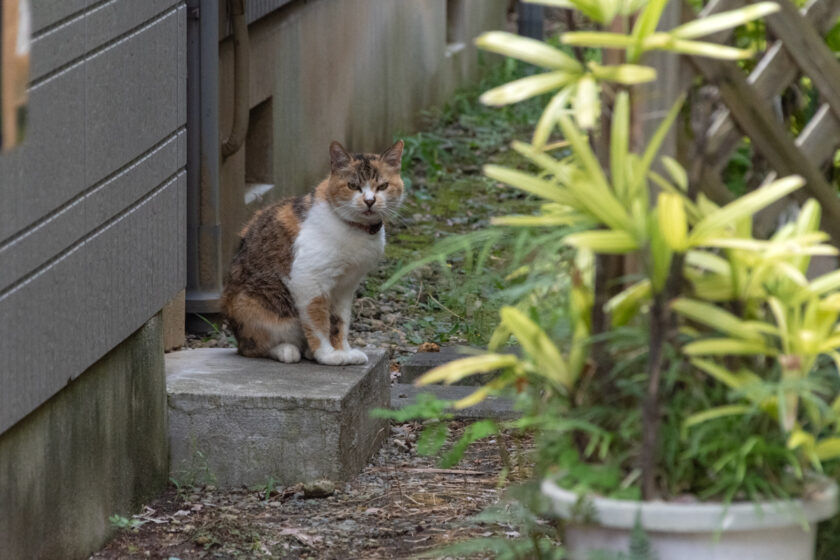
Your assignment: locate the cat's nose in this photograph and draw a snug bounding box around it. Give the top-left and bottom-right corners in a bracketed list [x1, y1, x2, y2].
[364, 198, 375, 208]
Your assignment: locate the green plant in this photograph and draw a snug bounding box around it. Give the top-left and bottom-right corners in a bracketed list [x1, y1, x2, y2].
[410, 0, 840, 508]
[170, 438, 217, 491]
[417, 483, 564, 560]
[109, 514, 145, 532]
[372, 394, 506, 469]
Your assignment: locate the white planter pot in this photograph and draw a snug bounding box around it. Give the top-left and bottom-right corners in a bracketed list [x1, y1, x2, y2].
[542, 477, 838, 560]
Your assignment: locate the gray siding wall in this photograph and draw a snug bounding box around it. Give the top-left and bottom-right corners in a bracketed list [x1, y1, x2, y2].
[0, 1, 187, 434]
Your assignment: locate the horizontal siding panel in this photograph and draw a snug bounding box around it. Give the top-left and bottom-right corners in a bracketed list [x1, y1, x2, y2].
[31, 0, 86, 34]
[0, 66, 86, 243]
[0, 1, 187, 434]
[85, 7, 182, 186]
[0, 130, 184, 292]
[0, 173, 186, 435]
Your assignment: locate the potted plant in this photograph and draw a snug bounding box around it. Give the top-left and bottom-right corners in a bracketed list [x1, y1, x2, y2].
[413, 0, 840, 557]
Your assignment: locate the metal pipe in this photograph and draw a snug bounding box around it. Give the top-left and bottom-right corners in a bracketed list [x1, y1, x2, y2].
[186, 0, 222, 314]
[221, 0, 250, 158]
[185, 0, 201, 296]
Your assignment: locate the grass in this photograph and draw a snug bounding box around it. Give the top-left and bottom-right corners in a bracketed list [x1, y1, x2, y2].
[367, 56, 573, 349]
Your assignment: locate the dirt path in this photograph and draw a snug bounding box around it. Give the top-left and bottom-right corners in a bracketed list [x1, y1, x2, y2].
[92, 422, 532, 559]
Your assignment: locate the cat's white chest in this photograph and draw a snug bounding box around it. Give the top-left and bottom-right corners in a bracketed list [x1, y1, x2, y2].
[289, 202, 385, 292]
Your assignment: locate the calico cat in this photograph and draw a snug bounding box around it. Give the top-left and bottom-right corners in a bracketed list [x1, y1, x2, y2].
[221, 140, 404, 366]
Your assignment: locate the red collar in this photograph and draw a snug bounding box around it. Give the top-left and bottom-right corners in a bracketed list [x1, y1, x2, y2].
[345, 220, 383, 235]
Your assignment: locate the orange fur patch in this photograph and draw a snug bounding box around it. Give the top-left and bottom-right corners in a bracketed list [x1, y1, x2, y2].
[275, 203, 301, 238]
[329, 313, 345, 350]
[224, 292, 295, 357]
[304, 295, 330, 351]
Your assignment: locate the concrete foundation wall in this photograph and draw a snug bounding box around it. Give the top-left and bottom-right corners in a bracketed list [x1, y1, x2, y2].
[196, 0, 508, 296]
[0, 315, 168, 560]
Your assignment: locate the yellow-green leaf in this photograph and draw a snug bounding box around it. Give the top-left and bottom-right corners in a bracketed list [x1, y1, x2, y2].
[565, 230, 639, 253]
[672, 298, 764, 341]
[611, 91, 629, 200]
[606, 279, 651, 327]
[690, 175, 804, 243]
[816, 438, 840, 460]
[454, 387, 491, 409]
[630, 0, 669, 61]
[637, 95, 685, 191]
[670, 3, 780, 40]
[684, 404, 753, 430]
[480, 71, 576, 106]
[500, 306, 572, 388]
[532, 89, 573, 149]
[667, 39, 754, 60]
[476, 31, 583, 72]
[686, 250, 731, 275]
[562, 31, 637, 49]
[658, 192, 688, 251]
[661, 156, 688, 191]
[511, 140, 575, 182]
[588, 62, 657, 84]
[684, 338, 777, 356]
[492, 213, 592, 227]
[483, 165, 575, 205]
[574, 75, 600, 130]
[557, 115, 634, 232]
[788, 429, 815, 451]
[524, 0, 575, 6]
[416, 354, 519, 386]
[809, 270, 840, 298]
[691, 358, 749, 391]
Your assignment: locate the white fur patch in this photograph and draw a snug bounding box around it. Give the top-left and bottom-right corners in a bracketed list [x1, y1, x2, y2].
[269, 343, 302, 363]
[289, 201, 384, 302]
[288, 201, 384, 361]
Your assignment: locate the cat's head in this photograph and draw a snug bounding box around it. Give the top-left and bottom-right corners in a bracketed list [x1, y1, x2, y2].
[322, 140, 405, 225]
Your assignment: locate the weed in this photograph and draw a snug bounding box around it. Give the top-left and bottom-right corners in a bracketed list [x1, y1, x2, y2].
[108, 514, 145, 532]
[170, 438, 217, 492]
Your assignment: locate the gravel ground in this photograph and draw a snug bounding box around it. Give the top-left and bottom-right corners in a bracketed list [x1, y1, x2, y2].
[91, 422, 534, 559]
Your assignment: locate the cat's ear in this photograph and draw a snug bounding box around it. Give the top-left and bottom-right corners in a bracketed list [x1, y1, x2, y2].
[329, 141, 351, 172]
[380, 140, 404, 170]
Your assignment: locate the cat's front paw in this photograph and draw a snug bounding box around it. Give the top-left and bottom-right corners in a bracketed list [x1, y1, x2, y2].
[345, 348, 368, 365]
[314, 348, 369, 366]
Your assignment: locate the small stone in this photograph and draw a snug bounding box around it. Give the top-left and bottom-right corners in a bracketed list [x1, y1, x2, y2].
[303, 479, 336, 498]
[194, 535, 211, 545]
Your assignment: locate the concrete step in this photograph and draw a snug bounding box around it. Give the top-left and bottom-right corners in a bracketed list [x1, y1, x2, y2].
[391, 383, 518, 420]
[165, 348, 389, 488]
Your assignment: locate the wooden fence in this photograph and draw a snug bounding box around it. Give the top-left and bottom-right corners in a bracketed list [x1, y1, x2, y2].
[688, 0, 840, 244]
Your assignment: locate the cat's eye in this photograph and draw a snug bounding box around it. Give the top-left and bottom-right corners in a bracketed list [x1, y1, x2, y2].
[376, 183, 389, 191]
[347, 183, 361, 191]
